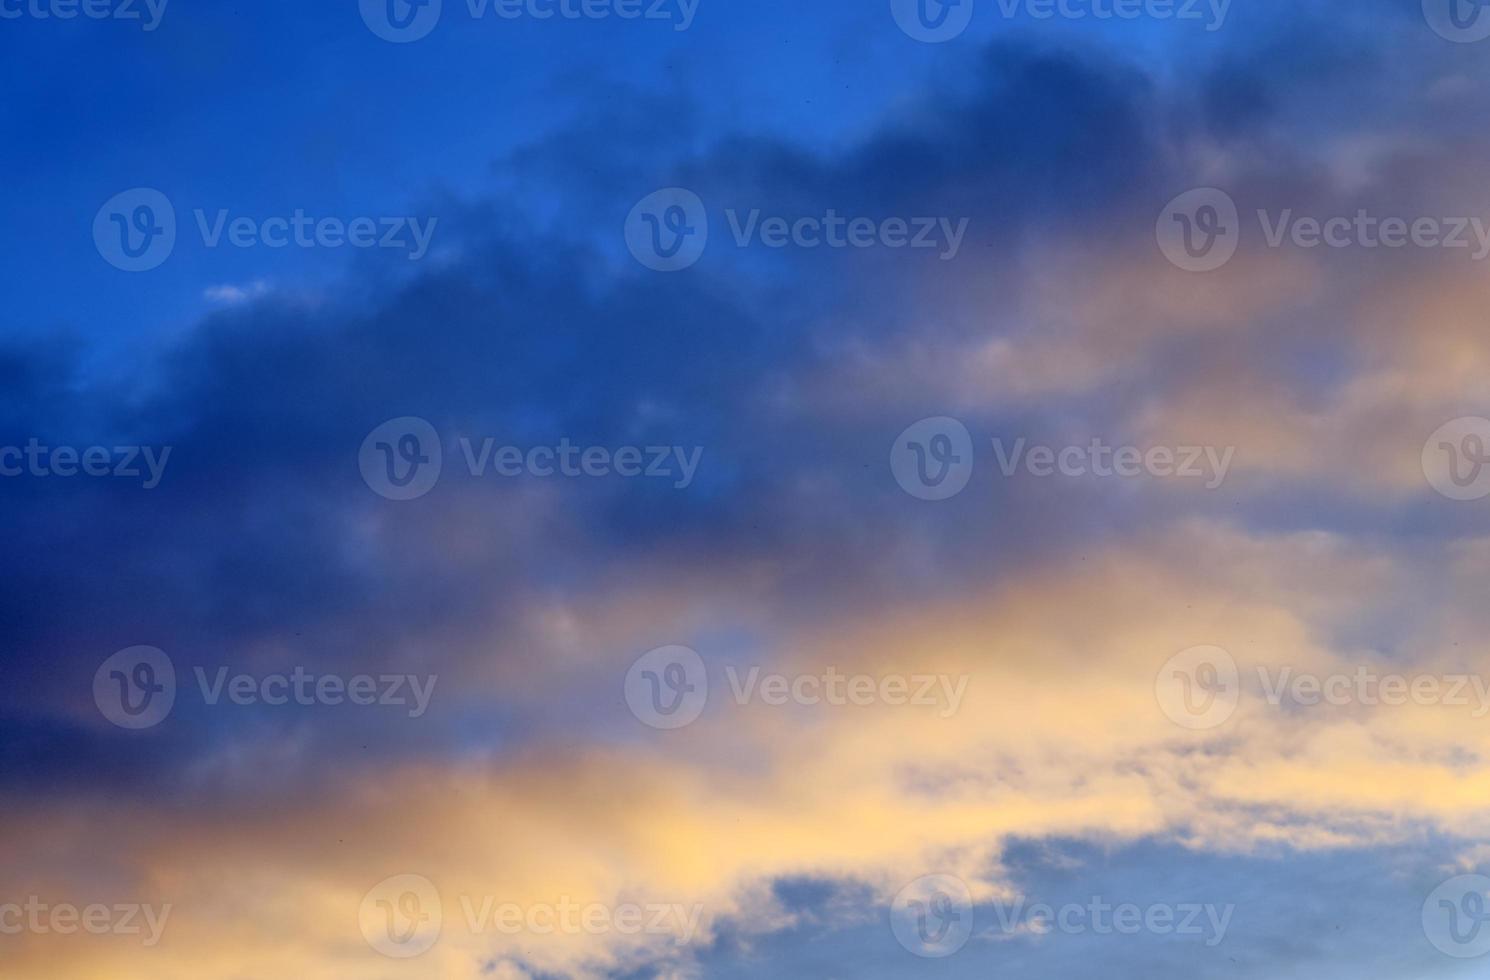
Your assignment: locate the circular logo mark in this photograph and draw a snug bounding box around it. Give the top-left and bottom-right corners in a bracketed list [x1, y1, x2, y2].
[624, 188, 708, 272]
[891, 874, 974, 957]
[890, 0, 975, 42]
[625, 645, 708, 730]
[1424, 875, 1490, 957]
[1423, 417, 1490, 501]
[360, 874, 442, 958]
[1156, 188, 1239, 272]
[891, 417, 974, 501]
[1424, 0, 1490, 42]
[94, 646, 176, 730]
[360, 417, 442, 501]
[93, 188, 176, 272]
[359, 0, 442, 42]
[1155, 645, 1239, 730]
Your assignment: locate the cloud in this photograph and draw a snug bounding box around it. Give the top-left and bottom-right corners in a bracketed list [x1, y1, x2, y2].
[7, 16, 1490, 978]
[4, 520, 1489, 977]
[202, 281, 270, 305]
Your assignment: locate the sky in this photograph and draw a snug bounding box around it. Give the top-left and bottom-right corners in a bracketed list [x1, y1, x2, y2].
[5, 0, 1490, 977]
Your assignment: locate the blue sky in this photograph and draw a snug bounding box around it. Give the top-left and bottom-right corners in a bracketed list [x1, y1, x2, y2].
[4, 0, 1490, 977]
